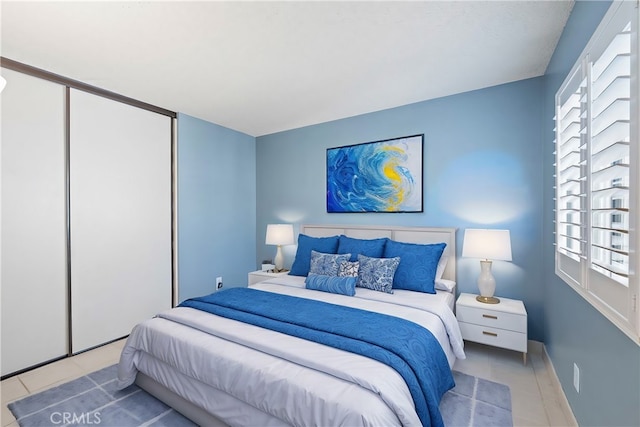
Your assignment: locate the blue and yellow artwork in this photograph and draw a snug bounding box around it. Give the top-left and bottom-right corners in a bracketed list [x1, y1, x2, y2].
[327, 135, 423, 213]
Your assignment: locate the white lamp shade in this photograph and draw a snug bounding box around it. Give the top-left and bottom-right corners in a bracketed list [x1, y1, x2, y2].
[0, 75, 6, 93]
[265, 224, 294, 246]
[462, 229, 512, 261]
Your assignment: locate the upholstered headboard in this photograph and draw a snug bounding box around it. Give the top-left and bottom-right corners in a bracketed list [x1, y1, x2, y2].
[300, 224, 457, 282]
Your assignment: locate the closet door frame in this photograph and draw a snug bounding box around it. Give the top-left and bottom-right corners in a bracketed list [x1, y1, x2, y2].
[1, 58, 177, 372]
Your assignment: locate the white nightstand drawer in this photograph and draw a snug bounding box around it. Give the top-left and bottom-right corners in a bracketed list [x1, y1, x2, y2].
[456, 305, 526, 333]
[459, 322, 527, 352]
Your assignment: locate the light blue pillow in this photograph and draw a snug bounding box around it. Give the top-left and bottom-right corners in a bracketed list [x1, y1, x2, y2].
[355, 254, 400, 294]
[305, 274, 357, 296]
[309, 251, 352, 276]
[289, 234, 340, 276]
[383, 240, 446, 294]
[337, 235, 387, 262]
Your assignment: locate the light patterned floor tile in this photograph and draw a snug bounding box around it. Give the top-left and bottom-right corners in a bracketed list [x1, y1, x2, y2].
[17, 358, 84, 393]
[453, 344, 492, 378]
[70, 343, 122, 373]
[514, 414, 550, 427]
[493, 371, 541, 397]
[0, 378, 28, 404]
[512, 390, 549, 424]
[107, 338, 127, 351]
[544, 398, 572, 427]
[1, 404, 16, 427]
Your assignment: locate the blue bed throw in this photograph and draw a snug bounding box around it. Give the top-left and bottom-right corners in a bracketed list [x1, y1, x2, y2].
[179, 287, 454, 427]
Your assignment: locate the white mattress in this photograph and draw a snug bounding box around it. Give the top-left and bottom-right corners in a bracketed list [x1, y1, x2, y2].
[118, 277, 465, 426]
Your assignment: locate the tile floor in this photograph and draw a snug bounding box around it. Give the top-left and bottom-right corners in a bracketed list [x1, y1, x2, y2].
[454, 342, 575, 427]
[1, 339, 574, 427]
[1, 339, 126, 427]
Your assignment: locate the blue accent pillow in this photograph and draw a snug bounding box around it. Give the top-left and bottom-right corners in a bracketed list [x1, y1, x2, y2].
[337, 235, 388, 262]
[309, 251, 351, 276]
[305, 274, 357, 296]
[356, 254, 400, 294]
[383, 240, 446, 293]
[289, 234, 340, 276]
[338, 261, 359, 277]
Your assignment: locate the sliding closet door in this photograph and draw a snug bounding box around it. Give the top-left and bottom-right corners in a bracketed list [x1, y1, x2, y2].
[1, 69, 68, 375]
[70, 89, 172, 353]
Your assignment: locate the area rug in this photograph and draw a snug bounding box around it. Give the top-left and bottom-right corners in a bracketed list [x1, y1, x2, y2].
[8, 365, 512, 426]
[441, 370, 513, 427]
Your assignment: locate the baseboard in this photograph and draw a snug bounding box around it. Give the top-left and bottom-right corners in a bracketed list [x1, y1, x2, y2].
[542, 344, 579, 427]
[528, 339, 544, 354]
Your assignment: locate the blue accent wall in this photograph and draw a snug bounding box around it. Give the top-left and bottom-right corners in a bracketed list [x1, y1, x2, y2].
[256, 78, 546, 341]
[177, 3, 639, 424]
[177, 113, 256, 301]
[543, 2, 640, 426]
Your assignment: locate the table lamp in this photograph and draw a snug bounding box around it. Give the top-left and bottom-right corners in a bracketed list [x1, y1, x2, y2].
[462, 229, 512, 304]
[265, 224, 294, 272]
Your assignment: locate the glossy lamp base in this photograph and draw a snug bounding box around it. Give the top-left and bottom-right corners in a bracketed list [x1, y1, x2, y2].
[476, 295, 500, 304]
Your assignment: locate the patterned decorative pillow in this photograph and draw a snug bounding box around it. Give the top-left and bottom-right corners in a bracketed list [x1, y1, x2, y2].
[309, 251, 352, 276]
[383, 240, 446, 294]
[289, 234, 340, 276]
[355, 254, 400, 294]
[337, 235, 388, 262]
[338, 261, 359, 277]
[305, 274, 357, 296]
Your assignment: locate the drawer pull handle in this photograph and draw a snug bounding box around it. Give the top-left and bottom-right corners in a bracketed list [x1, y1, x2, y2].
[483, 331, 498, 337]
[482, 314, 498, 319]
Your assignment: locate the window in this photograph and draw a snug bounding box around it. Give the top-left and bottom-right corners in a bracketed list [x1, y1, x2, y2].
[555, 0, 639, 343]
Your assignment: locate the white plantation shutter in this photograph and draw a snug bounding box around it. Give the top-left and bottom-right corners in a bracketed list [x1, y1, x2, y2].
[555, 1, 639, 342]
[589, 20, 631, 279]
[556, 65, 587, 286]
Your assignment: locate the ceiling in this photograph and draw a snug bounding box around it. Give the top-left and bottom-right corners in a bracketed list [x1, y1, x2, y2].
[1, 1, 574, 137]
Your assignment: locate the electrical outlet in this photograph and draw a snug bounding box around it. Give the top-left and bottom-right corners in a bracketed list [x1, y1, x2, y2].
[216, 276, 223, 290]
[573, 363, 580, 393]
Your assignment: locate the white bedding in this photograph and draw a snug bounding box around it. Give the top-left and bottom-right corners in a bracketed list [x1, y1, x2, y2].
[267, 274, 457, 312]
[118, 278, 465, 426]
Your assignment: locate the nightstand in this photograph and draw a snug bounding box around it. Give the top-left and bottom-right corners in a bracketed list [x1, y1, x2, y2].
[248, 270, 289, 286]
[456, 293, 528, 364]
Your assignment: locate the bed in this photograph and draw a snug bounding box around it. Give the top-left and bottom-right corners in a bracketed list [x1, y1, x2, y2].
[117, 224, 465, 427]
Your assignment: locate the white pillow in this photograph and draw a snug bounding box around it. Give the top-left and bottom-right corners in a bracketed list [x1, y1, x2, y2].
[435, 278, 456, 292]
[436, 255, 448, 280]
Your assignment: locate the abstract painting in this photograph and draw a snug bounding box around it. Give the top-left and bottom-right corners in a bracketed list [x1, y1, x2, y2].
[327, 135, 423, 213]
